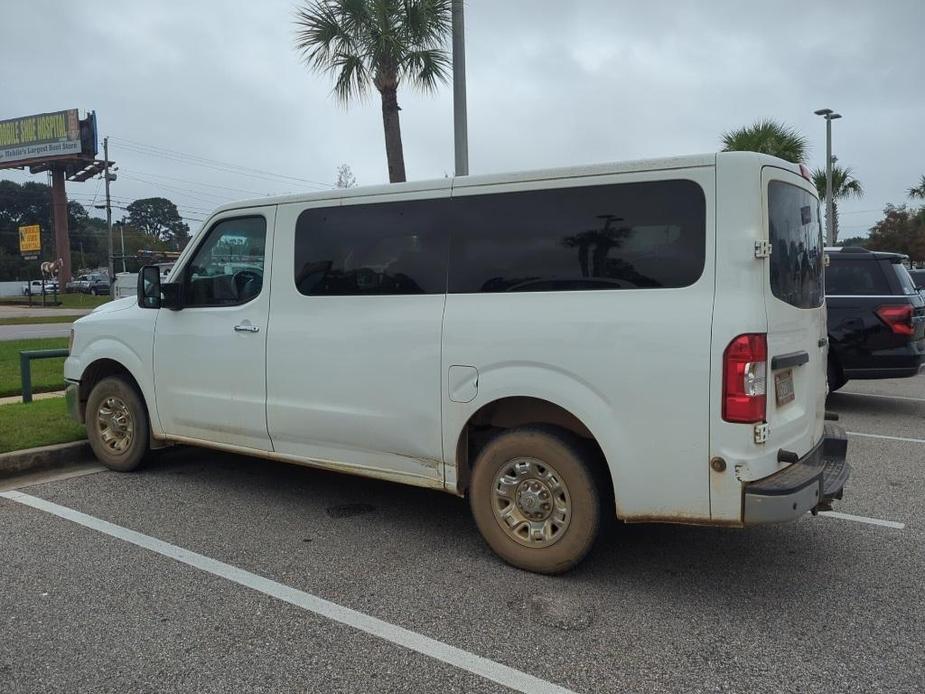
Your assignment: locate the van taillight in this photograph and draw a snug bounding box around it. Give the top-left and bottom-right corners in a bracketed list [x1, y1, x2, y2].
[876, 305, 914, 336]
[722, 334, 767, 423]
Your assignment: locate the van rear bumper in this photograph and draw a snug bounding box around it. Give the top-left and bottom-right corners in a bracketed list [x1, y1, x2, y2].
[743, 423, 849, 525]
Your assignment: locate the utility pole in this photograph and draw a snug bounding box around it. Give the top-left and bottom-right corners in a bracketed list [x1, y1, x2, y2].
[814, 108, 841, 245]
[452, 0, 468, 176]
[103, 137, 114, 280]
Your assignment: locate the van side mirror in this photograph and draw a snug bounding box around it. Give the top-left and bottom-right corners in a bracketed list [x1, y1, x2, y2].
[138, 266, 161, 309]
[138, 266, 183, 309]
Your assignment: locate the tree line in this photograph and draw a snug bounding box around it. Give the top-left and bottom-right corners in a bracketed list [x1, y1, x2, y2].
[0, 179, 191, 280]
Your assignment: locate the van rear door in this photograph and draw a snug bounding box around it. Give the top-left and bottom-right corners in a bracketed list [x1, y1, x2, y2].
[762, 168, 827, 457]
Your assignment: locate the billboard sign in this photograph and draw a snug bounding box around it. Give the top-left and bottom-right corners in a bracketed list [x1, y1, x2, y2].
[19, 224, 41, 260]
[0, 109, 82, 167]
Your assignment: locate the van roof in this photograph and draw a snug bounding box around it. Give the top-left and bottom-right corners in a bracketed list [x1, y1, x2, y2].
[211, 151, 801, 216]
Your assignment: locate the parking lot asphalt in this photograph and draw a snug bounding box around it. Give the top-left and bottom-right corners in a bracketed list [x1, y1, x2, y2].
[1, 375, 923, 693]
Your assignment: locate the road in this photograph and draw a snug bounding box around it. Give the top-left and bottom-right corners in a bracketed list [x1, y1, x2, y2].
[1, 374, 923, 692]
[0, 324, 73, 341]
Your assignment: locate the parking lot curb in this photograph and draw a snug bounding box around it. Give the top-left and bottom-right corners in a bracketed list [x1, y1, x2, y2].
[0, 440, 91, 479]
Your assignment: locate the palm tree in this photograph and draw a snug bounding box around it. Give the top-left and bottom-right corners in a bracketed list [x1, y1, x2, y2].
[811, 165, 863, 243]
[908, 175, 925, 200]
[294, 0, 451, 183]
[721, 119, 808, 163]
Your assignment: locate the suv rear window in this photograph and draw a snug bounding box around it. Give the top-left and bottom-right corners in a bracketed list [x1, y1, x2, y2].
[826, 258, 891, 295]
[768, 181, 824, 308]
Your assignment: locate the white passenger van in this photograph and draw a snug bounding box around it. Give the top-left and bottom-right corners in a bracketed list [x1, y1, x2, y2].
[65, 152, 849, 573]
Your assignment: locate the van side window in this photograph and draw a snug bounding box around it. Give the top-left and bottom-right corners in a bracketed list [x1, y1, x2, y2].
[185, 216, 266, 307]
[448, 180, 705, 293]
[294, 199, 448, 296]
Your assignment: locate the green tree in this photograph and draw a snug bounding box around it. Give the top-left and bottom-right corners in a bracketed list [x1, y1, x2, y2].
[295, 0, 451, 183]
[837, 236, 869, 248]
[124, 197, 190, 250]
[865, 204, 925, 263]
[721, 119, 808, 163]
[0, 179, 90, 279]
[811, 165, 863, 244]
[908, 175, 925, 200]
[335, 163, 357, 188]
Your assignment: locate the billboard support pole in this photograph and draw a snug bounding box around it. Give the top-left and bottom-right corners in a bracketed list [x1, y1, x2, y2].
[50, 166, 71, 291]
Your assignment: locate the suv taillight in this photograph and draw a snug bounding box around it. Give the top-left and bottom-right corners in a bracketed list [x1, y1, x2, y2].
[723, 333, 767, 423]
[876, 305, 914, 336]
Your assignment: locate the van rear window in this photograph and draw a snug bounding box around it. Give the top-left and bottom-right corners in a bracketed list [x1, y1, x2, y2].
[768, 181, 824, 309]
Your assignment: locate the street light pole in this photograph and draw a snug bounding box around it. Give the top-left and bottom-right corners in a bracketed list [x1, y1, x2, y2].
[452, 0, 468, 176]
[814, 108, 842, 245]
[103, 136, 114, 280]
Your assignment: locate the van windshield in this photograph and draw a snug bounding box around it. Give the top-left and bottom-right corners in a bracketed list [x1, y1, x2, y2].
[768, 181, 824, 309]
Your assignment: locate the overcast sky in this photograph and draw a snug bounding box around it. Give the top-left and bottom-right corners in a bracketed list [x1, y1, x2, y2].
[2, 0, 922, 238]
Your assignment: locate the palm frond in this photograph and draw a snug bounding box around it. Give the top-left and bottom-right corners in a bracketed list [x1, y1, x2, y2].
[402, 48, 450, 92]
[332, 52, 372, 101]
[721, 119, 808, 163]
[908, 175, 925, 200]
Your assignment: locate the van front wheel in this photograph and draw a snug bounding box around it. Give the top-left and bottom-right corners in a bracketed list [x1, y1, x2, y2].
[86, 376, 149, 472]
[469, 426, 601, 574]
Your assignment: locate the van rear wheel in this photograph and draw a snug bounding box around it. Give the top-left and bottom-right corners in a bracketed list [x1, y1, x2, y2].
[86, 376, 149, 472]
[469, 426, 601, 574]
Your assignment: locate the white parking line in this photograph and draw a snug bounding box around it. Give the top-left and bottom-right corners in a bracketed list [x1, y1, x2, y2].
[839, 391, 925, 403]
[819, 511, 905, 530]
[847, 431, 925, 444]
[0, 490, 574, 694]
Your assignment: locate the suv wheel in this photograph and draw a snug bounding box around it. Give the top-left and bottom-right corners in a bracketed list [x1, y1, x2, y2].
[86, 376, 149, 471]
[469, 425, 601, 574]
[90, 287, 98, 296]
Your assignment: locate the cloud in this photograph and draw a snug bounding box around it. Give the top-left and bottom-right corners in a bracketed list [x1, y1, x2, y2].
[1, 0, 922, 237]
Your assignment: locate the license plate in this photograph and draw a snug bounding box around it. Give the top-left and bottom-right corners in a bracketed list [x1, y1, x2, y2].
[775, 369, 795, 407]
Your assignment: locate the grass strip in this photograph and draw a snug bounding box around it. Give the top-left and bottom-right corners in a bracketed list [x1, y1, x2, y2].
[0, 397, 86, 454]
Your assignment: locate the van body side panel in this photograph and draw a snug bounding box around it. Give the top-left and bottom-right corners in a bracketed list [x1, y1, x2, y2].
[265, 189, 449, 484]
[442, 168, 716, 520]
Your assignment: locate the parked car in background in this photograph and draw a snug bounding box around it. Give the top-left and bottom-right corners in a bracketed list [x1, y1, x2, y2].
[21, 279, 58, 295]
[81, 273, 110, 295]
[909, 268, 925, 293]
[68, 275, 91, 292]
[825, 247, 925, 390]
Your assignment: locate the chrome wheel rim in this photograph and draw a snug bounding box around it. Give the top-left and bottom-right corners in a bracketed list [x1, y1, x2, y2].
[491, 457, 571, 548]
[96, 396, 134, 454]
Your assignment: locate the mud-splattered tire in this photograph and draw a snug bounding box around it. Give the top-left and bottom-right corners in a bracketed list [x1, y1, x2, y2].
[85, 376, 149, 472]
[469, 425, 602, 574]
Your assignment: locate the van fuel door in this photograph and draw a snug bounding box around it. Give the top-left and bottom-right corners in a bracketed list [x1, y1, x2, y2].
[448, 365, 479, 403]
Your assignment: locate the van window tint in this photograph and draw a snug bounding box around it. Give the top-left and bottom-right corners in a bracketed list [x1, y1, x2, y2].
[295, 199, 448, 296]
[825, 258, 890, 295]
[186, 216, 266, 306]
[448, 180, 705, 293]
[768, 181, 824, 308]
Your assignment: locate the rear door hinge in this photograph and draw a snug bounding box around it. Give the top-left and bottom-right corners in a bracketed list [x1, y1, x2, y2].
[754, 422, 769, 444]
[754, 240, 772, 259]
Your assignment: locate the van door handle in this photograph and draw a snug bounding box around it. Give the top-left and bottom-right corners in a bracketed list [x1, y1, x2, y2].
[234, 324, 260, 333]
[771, 351, 809, 370]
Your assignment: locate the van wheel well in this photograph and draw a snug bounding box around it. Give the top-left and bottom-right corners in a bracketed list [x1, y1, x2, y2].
[77, 359, 144, 423]
[455, 397, 613, 502]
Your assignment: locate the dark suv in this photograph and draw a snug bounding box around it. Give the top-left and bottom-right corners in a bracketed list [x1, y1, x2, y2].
[826, 247, 925, 390]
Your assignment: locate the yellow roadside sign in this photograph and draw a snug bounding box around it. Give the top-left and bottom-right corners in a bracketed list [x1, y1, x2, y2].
[19, 224, 41, 254]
